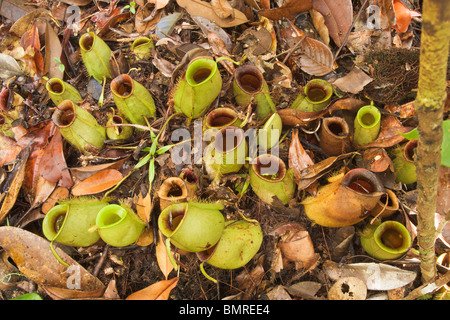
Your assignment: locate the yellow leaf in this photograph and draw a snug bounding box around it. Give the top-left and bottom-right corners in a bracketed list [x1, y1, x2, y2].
[136, 228, 154, 246]
[71, 169, 123, 196]
[156, 232, 174, 279]
[0, 148, 29, 223]
[136, 191, 152, 224]
[126, 277, 178, 300]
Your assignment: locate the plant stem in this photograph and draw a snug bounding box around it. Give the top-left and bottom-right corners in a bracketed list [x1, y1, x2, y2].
[414, 0, 450, 283]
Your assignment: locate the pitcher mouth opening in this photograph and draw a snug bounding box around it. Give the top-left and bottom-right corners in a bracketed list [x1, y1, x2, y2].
[206, 108, 238, 129]
[375, 221, 411, 253]
[52, 100, 76, 127]
[356, 106, 381, 129]
[252, 154, 285, 182]
[342, 168, 384, 195]
[214, 126, 244, 154]
[404, 139, 418, 162]
[234, 65, 264, 94]
[96, 205, 127, 229]
[161, 203, 187, 234]
[80, 32, 95, 51]
[46, 78, 65, 95]
[111, 74, 134, 98]
[185, 57, 217, 87]
[132, 37, 151, 48]
[159, 177, 188, 200]
[304, 79, 333, 104]
[110, 115, 125, 135]
[322, 117, 349, 138]
[181, 168, 198, 185]
[44, 204, 69, 239]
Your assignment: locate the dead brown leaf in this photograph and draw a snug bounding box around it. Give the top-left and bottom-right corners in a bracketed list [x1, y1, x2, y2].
[279, 23, 335, 76]
[312, 0, 353, 47]
[296, 152, 357, 190]
[361, 147, 394, 172]
[135, 191, 152, 224]
[0, 226, 105, 292]
[58, 0, 92, 5]
[277, 106, 330, 127]
[41, 186, 70, 214]
[384, 101, 417, 118]
[289, 129, 314, 185]
[211, 0, 234, 19]
[176, 0, 249, 28]
[44, 21, 63, 79]
[136, 228, 154, 246]
[207, 31, 234, 74]
[155, 232, 174, 279]
[39, 129, 73, 188]
[271, 222, 319, 270]
[69, 157, 128, 184]
[258, 0, 312, 21]
[125, 277, 179, 300]
[332, 67, 373, 94]
[0, 147, 29, 223]
[42, 286, 106, 300]
[310, 8, 329, 45]
[71, 169, 123, 196]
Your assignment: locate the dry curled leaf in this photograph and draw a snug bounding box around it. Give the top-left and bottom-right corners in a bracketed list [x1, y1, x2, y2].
[271, 222, 319, 270]
[69, 157, 128, 184]
[42, 286, 106, 300]
[279, 23, 335, 76]
[211, 0, 234, 19]
[0, 226, 105, 293]
[41, 186, 69, 214]
[289, 129, 314, 185]
[332, 67, 373, 94]
[296, 152, 357, 190]
[258, 0, 312, 20]
[39, 130, 73, 188]
[0, 147, 29, 223]
[323, 260, 417, 291]
[155, 232, 174, 279]
[135, 191, 152, 224]
[310, 8, 329, 45]
[278, 106, 330, 127]
[361, 147, 394, 172]
[312, 0, 353, 47]
[298, 36, 335, 76]
[176, 0, 248, 28]
[285, 281, 324, 300]
[392, 0, 412, 33]
[71, 169, 123, 196]
[126, 277, 178, 300]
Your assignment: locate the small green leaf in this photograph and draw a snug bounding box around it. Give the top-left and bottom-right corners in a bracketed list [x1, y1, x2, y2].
[148, 158, 155, 185]
[9, 293, 43, 300]
[134, 153, 152, 170]
[399, 128, 419, 141]
[156, 144, 175, 155]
